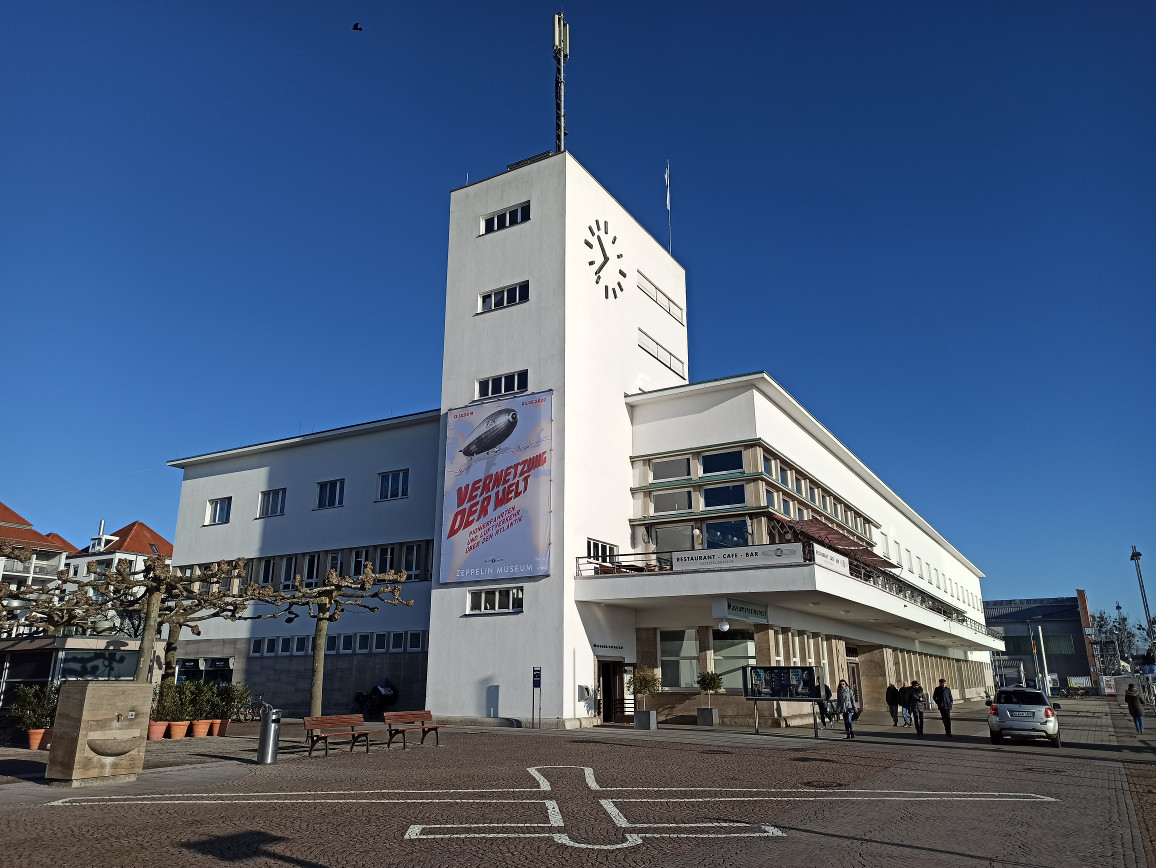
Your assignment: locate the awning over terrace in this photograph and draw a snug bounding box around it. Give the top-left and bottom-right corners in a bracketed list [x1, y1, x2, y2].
[786, 518, 901, 571]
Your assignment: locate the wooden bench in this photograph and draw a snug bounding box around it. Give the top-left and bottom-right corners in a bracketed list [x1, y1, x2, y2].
[303, 714, 374, 757]
[383, 710, 444, 749]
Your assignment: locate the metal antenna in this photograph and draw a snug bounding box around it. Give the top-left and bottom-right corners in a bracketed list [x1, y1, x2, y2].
[554, 12, 569, 153]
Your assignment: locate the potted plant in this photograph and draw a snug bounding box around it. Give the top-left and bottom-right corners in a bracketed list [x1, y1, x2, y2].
[159, 682, 190, 739]
[148, 686, 169, 740]
[223, 683, 250, 723]
[188, 682, 213, 737]
[9, 683, 58, 750]
[695, 670, 725, 726]
[208, 684, 229, 736]
[628, 667, 662, 730]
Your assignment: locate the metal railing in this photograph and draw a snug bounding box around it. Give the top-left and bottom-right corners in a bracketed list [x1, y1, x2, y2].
[576, 544, 1001, 640]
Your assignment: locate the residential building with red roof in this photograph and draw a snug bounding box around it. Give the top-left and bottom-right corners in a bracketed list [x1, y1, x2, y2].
[64, 519, 173, 583]
[0, 500, 73, 591]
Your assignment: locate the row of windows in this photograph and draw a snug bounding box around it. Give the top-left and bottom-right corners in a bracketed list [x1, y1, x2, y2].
[637, 271, 684, 324]
[249, 630, 426, 656]
[659, 627, 830, 691]
[480, 281, 529, 313]
[247, 541, 430, 590]
[482, 201, 530, 234]
[466, 586, 524, 614]
[638, 330, 685, 378]
[763, 453, 870, 540]
[477, 369, 528, 399]
[205, 471, 410, 526]
[879, 530, 980, 612]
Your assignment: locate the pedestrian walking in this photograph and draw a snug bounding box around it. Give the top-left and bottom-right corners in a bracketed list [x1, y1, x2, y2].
[1125, 683, 1145, 734]
[933, 678, 954, 737]
[835, 678, 858, 739]
[906, 680, 925, 735]
[898, 681, 913, 726]
[818, 681, 834, 729]
[886, 682, 900, 726]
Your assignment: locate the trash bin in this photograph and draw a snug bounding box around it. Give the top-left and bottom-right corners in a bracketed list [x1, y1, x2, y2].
[256, 706, 282, 765]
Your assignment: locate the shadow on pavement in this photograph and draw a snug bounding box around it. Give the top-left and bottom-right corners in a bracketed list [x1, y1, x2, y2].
[185, 831, 329, 867]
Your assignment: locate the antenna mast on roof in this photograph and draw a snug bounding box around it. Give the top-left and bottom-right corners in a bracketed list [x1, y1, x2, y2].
[554, 12, 569, 153]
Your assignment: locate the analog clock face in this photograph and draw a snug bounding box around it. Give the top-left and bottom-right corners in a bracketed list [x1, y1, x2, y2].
[584, 218, 626, 299]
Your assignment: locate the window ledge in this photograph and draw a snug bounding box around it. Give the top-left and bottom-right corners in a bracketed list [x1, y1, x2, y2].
[313, 505, 344, 511]
[462, 609, 524, 618]
[374, 496, 410, 504]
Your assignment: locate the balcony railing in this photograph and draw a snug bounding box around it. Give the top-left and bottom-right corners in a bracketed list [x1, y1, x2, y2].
[576, 544, 1001, 640]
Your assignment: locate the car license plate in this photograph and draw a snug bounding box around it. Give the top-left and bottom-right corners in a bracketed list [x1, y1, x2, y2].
[1010, 711, 1034, 718]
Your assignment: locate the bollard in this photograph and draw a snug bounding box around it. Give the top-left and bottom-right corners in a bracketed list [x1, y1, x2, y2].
[256, 706, 282, 765]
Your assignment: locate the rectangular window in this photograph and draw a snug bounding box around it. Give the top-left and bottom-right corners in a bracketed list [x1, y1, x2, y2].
[637, 271, 684, 324]
[713, 628, 756, 691]
[701, 450, 743, 475]
[327, 551, 344, 577]
[477, 369, 528, 399]
[280, 555, 297, 591]
[376, 545, 395, 574]
[352, 548, 369, 578]
[250, 638, 263, 656]
[652, 490, 692, 514]
[638, 329, 685, 377]
[407, 631, 425, 652]
[467, 586, 524, 613]
[206, 497, 232, 525]
[265, 638, 278, 655]
[482, 201, 530, 234]
[779, 468, 789, 487]
[651, 456, 690, 481]
[794, 478, 803, 495]
[587, 539, 618, 562]
[480, 281, 529, 312]
[260, 558, 276, 586]
[822, 495, 831, 513]
[917, 556, 923, 578]
[703, 484, 745, 509]
[294, 636, 309, 655]
[325, 634, 338, 654]
[279, 637, 293, 655]
[659, 629, 699, 688]
[705, 519, 748, 549]
[808, 486, 817, 505]
[258, 488, 286, 518]
[390, 632, 406, 652]
[357, 633, 372, 653]
[340, 634, 355, 654]
[763, 455, 774, 477]
[374, 633, 390, 651]
[317, 479, 344, 509]
[303, 553, 319, 588]
[653, 523, 693, 553]
[906, 549, 913, 573]
[378, 469, 409, 501]
[781, 499, 793, 518]
[403, 543, 423, 580]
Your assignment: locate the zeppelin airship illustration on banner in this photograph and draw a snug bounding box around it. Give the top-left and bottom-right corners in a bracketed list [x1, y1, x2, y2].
[441, 391, 552, 583]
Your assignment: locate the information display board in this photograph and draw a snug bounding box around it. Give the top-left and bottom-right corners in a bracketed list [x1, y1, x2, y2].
[741, 665, 822, 700]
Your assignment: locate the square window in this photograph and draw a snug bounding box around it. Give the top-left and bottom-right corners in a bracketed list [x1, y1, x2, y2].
[379, 469, 410, 501]
[259, 488, 286, 518]
[207, 497, 232, 525]
[317, 479, 344, 509]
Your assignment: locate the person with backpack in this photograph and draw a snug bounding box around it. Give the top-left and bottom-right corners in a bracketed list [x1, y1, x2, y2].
[897, 680, 913, 727]
[906, 680, 926, 735]
[1125, 683, 1145, 734]
[933, 678, 954, 737]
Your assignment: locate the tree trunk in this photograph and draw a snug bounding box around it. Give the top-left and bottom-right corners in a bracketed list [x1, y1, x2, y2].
[310, 614, 329, 718]
[134, 590, 163, 682]
[161, 621, 182, 684]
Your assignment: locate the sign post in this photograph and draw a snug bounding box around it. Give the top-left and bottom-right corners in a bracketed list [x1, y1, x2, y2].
[532, 667, 542, 729]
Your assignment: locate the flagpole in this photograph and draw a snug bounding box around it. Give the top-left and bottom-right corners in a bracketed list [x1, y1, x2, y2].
[665, 160, 671, 254]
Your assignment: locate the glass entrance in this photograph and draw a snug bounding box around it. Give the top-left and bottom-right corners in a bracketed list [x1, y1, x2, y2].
[597, 661, 628, 723]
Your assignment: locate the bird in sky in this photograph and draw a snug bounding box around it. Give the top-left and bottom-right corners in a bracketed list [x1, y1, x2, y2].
[352, 22, 363, 31]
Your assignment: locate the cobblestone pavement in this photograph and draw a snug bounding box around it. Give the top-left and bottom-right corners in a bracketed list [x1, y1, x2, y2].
[0, 698, 1149, 867]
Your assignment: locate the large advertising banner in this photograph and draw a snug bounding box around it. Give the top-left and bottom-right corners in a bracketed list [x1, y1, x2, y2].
[440, 390, 552, 583]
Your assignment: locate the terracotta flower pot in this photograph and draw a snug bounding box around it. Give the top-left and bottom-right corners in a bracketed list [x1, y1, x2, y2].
[27, 728, 48, 751]
[212, 719, 230, 737]
[148, 721, 169, 740]
[168, 721, 190, 740]
[190, 720, 212, 738]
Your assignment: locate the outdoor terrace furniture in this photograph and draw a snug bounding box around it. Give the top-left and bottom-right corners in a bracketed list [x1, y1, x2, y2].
[303, 713, 374, 757]
[383, 710, 444, 749]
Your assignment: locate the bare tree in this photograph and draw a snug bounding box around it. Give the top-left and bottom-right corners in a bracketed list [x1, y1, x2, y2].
[244, 565, 412, 717]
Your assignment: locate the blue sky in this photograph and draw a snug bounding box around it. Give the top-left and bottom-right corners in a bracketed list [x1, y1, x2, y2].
[2, 1, 1153, 626]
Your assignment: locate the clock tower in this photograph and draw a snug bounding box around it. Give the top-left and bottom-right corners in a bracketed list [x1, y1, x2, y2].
[426, 151, 688, 725]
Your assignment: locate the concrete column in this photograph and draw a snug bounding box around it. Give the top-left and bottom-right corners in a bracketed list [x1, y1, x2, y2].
[857, 646, 889, 708]
[754, 625, 773, 666]
[635, 628, 657, 670]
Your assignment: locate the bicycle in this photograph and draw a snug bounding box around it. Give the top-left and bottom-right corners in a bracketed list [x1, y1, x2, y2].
[240, 693, 266, 722]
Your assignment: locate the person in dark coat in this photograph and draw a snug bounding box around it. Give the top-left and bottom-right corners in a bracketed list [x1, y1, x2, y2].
[818, 681, 834, 729]
[835, 678, 858, 739]
[886, 683, 900, 726]
[898, 681, 913, 727]
[933, 678, 954, 737]
[1125, 684, 1145, 734]
[906, 680, 925, 735]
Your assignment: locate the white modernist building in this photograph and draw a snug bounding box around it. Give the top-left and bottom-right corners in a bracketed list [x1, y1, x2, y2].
[169, 151, 1001, 721]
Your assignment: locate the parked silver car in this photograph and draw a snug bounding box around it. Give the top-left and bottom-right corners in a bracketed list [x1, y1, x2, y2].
[987, 687, 1062, 747]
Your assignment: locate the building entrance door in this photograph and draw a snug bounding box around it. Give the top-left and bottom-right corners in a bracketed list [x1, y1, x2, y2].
[846, 661, 863, 708]
[597, 661, 627, 723]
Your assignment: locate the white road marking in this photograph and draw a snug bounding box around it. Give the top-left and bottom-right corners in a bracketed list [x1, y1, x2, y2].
[47, 765, 1056, 850]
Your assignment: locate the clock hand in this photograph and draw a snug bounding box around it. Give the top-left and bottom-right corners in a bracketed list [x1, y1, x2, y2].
[595, 236, 609, 275]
